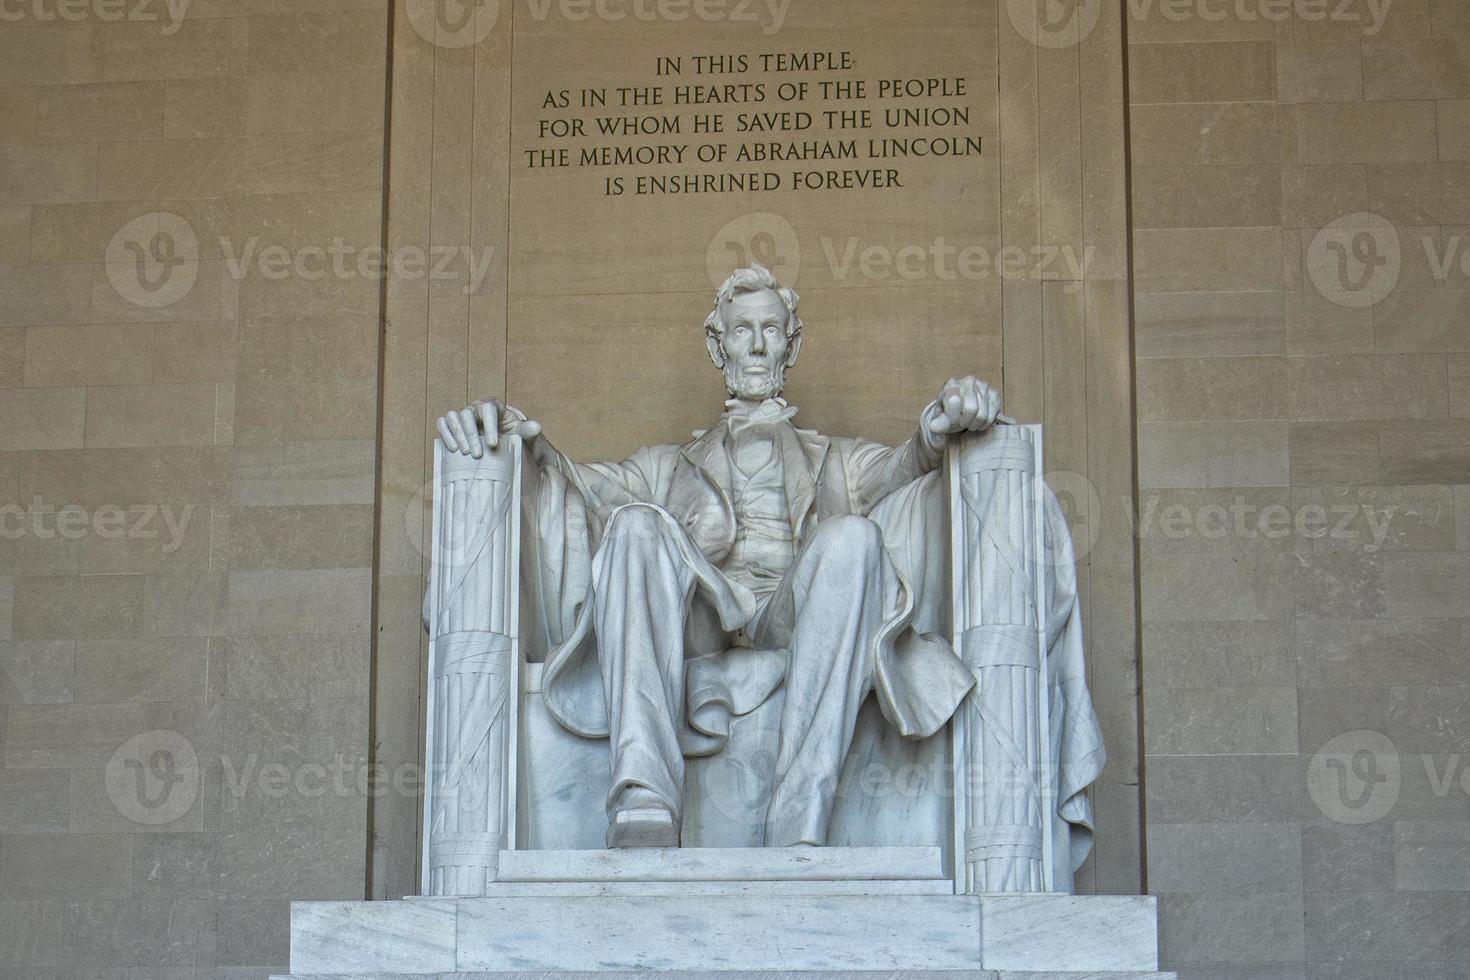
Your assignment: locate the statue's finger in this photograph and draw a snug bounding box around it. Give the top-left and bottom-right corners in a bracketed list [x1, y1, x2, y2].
[516, 419, 542, 440]
[928, 413, 952, 434]
[485, 399, 508, 449]
[451, 408, 475, 457]
[436, 416, 459, 453]
[484, 399, 503, 450]
[459, 408, 482, 458]
[443, 413, 470, 455]
[961, 388, 981, 428]
[944, 391, 965, 420]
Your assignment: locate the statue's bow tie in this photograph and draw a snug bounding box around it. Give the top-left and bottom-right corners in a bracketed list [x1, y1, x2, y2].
[722, 398, 798, 435]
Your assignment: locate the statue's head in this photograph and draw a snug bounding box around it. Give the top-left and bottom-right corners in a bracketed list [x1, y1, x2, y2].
[703, 263, 803, 401]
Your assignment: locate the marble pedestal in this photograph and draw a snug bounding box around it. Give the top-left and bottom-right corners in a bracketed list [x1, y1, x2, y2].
[274, 847, 1171, 980]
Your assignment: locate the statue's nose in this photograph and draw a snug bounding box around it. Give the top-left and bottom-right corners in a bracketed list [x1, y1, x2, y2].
[750, 331, 766, 354]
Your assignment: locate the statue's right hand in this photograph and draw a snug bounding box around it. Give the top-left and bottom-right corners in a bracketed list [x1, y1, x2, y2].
[436, 399, 543, 459]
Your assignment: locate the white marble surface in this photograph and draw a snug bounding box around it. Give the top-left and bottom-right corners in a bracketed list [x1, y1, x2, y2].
[291, 899, 456, 975]
[495, 845, 945, 882]
[410, 878, 954, 897]
[520, 675, 953, 852]
[456, 895, 979, 972]
[275, 973, 1178, 980]
[980, 896, 1160, 972]
[286, 894, 1162, 976]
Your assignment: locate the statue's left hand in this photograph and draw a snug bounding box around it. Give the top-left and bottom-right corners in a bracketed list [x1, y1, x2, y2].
[926, 376, 1004, 438]
[437, 399, 544, 459]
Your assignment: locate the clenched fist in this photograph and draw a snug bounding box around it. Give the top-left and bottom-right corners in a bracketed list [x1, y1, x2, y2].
[924, 376, 1008, 444]
[436, 399, 543, 459]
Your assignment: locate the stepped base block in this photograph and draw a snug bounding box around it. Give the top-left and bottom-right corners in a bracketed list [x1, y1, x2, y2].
[273, 974, 1175, 980]
[277, 892, 1168, 979]
[495, 845, 947, 882]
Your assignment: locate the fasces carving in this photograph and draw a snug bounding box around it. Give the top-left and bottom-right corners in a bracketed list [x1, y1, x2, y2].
[422, 443, 522, 895]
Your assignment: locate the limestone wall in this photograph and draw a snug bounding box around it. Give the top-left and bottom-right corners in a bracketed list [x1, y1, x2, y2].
[0, 3, 388, 975]
[1128, 1, 1470, 976]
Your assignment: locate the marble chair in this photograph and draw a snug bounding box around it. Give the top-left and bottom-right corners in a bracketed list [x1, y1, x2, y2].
[419, 422, 1094, 897]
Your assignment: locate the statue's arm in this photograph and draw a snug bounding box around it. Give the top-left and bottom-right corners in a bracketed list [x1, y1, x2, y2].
[845, 376, 1004, 513]
[842, 426, 940, 515]
[548, 447, 665, 517]
[434, 398, 663, 515]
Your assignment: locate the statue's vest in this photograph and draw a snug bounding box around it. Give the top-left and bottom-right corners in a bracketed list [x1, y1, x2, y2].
[722, 428, 797, 596]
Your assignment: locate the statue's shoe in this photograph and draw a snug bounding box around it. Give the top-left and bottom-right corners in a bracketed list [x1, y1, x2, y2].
[606, 805, 678, 848]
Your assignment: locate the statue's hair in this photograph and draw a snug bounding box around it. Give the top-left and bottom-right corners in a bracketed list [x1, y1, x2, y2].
[703, 263, 802, 340]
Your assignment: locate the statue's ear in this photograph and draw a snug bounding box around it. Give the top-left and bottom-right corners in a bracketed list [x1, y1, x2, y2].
[785, 332, 802, 368]
[706, 333, 726, 368]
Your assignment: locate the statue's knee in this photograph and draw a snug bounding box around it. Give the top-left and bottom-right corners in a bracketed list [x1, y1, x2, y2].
[605, 504, 675, 544]
[809, 514, 883, 560]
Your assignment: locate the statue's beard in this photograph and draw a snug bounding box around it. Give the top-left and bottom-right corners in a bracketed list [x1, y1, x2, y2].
[724, 360, 786, 400]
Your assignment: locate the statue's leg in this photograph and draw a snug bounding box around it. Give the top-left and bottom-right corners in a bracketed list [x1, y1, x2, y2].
[591, 503, 699, 847]
[759, 514, 890, 846]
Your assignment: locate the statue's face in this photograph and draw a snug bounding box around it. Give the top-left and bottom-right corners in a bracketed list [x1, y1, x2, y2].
[715, 288, 794, 400]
